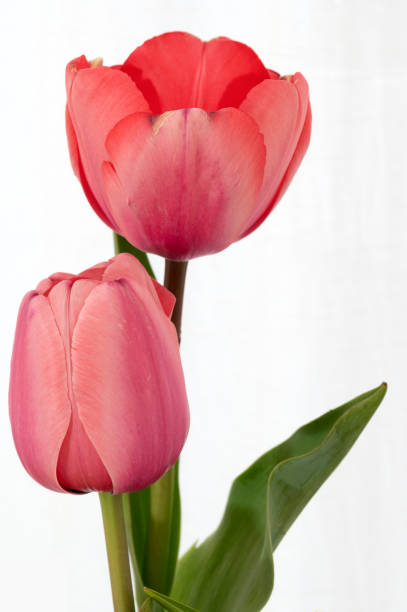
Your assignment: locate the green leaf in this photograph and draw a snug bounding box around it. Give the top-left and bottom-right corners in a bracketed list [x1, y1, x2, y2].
[145, 588, 200, 612]
[140, 599, 154, 612]
[123, 469, 181, 604]
[113, 233, 156, 279]
[144, 461, 182, 595]
[122, 488, 150, 605]
[172, 384, 387, 612]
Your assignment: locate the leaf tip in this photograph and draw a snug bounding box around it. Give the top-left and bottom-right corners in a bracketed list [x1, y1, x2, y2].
[377, 381, 388, 398]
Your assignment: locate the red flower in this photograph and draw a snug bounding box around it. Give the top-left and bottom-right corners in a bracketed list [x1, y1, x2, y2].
[66, 32, 311, 260]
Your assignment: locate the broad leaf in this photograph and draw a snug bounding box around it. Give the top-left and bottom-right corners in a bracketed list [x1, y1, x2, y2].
[145, 588, 200, 612]
[172, 384, 387, 611]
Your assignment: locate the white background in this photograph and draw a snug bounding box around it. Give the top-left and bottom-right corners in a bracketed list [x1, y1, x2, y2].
[1, 1, 406, 610]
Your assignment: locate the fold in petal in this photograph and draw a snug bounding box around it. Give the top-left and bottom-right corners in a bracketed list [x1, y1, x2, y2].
[121, 32, 269, 113]
[103, 108, 266, 259]
[9, 293, 71, 492]
[67, 65, 151, 229]
[239, 74, 309, 235]
[72, 279, 189, 494]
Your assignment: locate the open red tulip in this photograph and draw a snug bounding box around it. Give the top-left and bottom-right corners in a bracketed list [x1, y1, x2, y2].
[66, 32, 311, 260]
[9, 254, 189, 494]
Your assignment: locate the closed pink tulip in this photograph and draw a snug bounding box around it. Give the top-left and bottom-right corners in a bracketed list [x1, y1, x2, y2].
[9, 254, 189, 494]
[66, 32, 311, 260]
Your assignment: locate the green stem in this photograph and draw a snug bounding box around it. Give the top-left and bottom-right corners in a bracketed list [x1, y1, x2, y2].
[99, 493, 136, 612]
[144, 260, 188, 593]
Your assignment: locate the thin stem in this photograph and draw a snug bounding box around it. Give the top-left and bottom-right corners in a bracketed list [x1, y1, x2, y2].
[164, 260, 188, 342]
[99, 492, 136, 612]
[144, 259, 188, 594]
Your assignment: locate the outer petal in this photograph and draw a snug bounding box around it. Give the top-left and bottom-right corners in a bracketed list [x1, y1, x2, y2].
[270, 103, 312, 208]
[66, 105, 113, 228]
[67, 64, 150, 229]
[121, 32, 269, 113]
[71, 279, 189, 494]
[65, 106, 80, 179]
[103, 108, 266, 259]
[239, 73, 310, 236]
[9, 292, 71, 492]
[66, 55, 91, 92]
[102, 253, 175, 317]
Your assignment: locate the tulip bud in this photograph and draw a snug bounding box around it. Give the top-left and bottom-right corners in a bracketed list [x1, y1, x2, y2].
[9, 254, 189, 494]
[66, 32, 311, 260]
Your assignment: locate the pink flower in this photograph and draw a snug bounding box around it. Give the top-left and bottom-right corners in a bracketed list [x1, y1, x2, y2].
[9, 254, 189, 494]
[66, 32, 311, 260]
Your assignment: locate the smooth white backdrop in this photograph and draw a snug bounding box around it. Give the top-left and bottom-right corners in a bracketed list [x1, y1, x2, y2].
[1, 1, 406, 610]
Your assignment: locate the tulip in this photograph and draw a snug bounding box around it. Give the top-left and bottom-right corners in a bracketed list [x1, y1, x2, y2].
[9, 254, 189, 494]
[66, 32, 311, 260]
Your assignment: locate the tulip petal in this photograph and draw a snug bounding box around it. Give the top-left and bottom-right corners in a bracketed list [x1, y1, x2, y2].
[79, 260, 109, 281]
[45, 279, 113, 492]
[121, 32, 269, 113]
[46, 280, 113, 492]
[36, 272, 75, 295]
[57, 417, 113, 492]
[103, 108, 266, 259]
[72, 279, 189, 494]
[103, 253, 175, 317]
[239, 74, 310, 236]
[9, 293, 71, 492]
[67, 65, 150, 229]
[65, 106, 81, 179]
[151, 279, 176, 319]
[270, 103, 312, 210]
[66, 105, 114, 228]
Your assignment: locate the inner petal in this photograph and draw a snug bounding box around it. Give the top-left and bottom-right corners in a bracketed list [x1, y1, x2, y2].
[121, 32, 269, 113]
[57, 417, 112, 493]
[48, 280, 112, 492]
